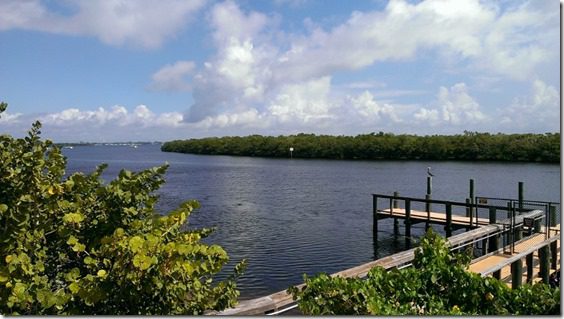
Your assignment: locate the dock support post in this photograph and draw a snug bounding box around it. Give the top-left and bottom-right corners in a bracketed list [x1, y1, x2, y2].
[488, 206, 496, 224]
[511, 259, 523, 289]
[549, 205, 556, 227]
[445, 204, 452, 237]
[426, 176, 432, 212]
[372, 195, 378, 238]
[518, 181, 524, 213]
[425, 194, 431, 230]
[465, 198, 472, 230]
[487, 207, 501, 280]
[487, 207, 501, 256]
[469, 179, 475, 225]
[405, 199, 411, 248]
[373, 195, 379, 260]
[526, 253, 534, 283]
[551, 241, 558, 270]
[539, 245, 550, 284]
[393, 192, 399, 236]
[517, 182, 524, 239]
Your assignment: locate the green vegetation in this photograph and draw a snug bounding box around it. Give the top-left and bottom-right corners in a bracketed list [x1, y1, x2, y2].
[0, 102, 245, 315]
[288, 229, 560, 315]
[162, 132, 560, 162]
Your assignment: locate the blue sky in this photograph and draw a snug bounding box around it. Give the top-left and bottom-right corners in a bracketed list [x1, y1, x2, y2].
[0, 0, 560, 142]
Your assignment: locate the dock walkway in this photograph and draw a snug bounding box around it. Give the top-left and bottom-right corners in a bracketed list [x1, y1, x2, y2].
[379, 207, 490, 227]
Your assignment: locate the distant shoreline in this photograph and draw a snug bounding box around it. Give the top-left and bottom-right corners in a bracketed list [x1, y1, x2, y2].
[160, 132, 560, 163]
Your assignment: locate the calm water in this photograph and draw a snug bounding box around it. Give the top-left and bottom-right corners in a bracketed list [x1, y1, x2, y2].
[63, 144, 560, 298]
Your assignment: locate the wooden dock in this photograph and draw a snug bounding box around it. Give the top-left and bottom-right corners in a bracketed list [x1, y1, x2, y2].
[216, 214, 560, 315]
[215, 187, 560, 315]
[379, 208, 490, 227]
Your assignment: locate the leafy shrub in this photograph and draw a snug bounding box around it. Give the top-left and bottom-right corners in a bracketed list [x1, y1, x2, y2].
[0, 102, 245, 315]
[289, 229, 559, 315]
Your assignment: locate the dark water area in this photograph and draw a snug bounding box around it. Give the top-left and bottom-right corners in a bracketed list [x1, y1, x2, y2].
[62, 144, 561, 298]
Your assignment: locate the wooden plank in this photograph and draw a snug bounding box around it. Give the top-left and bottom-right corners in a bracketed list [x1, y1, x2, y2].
[468, 233, 559, 276]
[379, 208, 490, 226]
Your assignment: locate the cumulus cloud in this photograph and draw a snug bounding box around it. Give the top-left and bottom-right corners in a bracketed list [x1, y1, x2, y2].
[149, 61, 195, 92]
[499, 80, 559, 132]
[0, 111, 23, 124]
[40, 105, 184, 128]
[0, 105, 188, 142]
[175, 0, 556, 134]
[414, 83, 487, 126]
[0, 0, 207, 48]
[273, 0, 555, 82]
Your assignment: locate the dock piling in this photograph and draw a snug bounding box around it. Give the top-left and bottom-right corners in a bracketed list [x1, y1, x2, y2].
[405, 199, 411, 247]
[511, 259, 523, 289]
[539, 245, 550, 283]
[426, 176, 432, 213]
[469, 179, 475, 224]
[393, 192, 399, 236]
[549, 205, 556, 227]
[372, 195, 378, 238]
[526, 253, 534, 283]
[445, 203, 452, 237]
[550, 241, 558, 270]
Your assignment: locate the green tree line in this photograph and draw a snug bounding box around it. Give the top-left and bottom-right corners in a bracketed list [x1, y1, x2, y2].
[162, 131, 560, 162]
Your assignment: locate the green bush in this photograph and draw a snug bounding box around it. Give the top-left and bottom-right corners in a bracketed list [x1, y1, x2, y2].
[289, 229, 560, 315]
[0, 102, 245, 315]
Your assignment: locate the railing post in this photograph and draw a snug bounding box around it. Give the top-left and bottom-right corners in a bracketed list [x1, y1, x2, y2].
[511, 259, 523, 289]
[393, 191, 399, 208]
[549, 205, 556, 227]
[551, 241, 558, 270]
[517, 182, 524, 240]
[526, 253, 534, 283]
[469, 178, 475, 224]
[405, 199, 411, 247]
[445, 203, 452, 237]
[393, 192, 399, 236]
[488, 207, 501, 255]
[518, 181, 524, 213]
[465, 198, 472, 228]
[373, 195, 378, 238]
[488, 206, 496, 224]
[539, 245, 550, 284]
[425, 194, 431, 230]
[426, 176, 432, 213]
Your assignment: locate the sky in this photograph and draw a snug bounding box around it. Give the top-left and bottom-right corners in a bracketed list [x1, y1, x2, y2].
[0, 0, 560, 142]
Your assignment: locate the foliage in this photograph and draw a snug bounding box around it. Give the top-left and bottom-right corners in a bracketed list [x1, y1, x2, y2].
[288, 229, 560, 315]
[0, 103, 245, 315]
[162, 131, 560, 163]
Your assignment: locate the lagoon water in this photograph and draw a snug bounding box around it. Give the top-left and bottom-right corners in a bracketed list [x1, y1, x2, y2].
[63, 144, 560, 298]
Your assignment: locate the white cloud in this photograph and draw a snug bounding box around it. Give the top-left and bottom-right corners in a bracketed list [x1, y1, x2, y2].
[272, 0, 555, 82]
[499, 80, 559, 131]
[346, 91, 399, 122]
[149, 60, 195, 92]
[0, 0, 207, 48]
[0, 111, 23, 124]
[268, 76, 334, 124]
[176, 0, 556, 134]
[414, 83, 487, 126]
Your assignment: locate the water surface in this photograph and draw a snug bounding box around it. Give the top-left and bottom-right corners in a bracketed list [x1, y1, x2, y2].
[63, 144, 560, 298]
